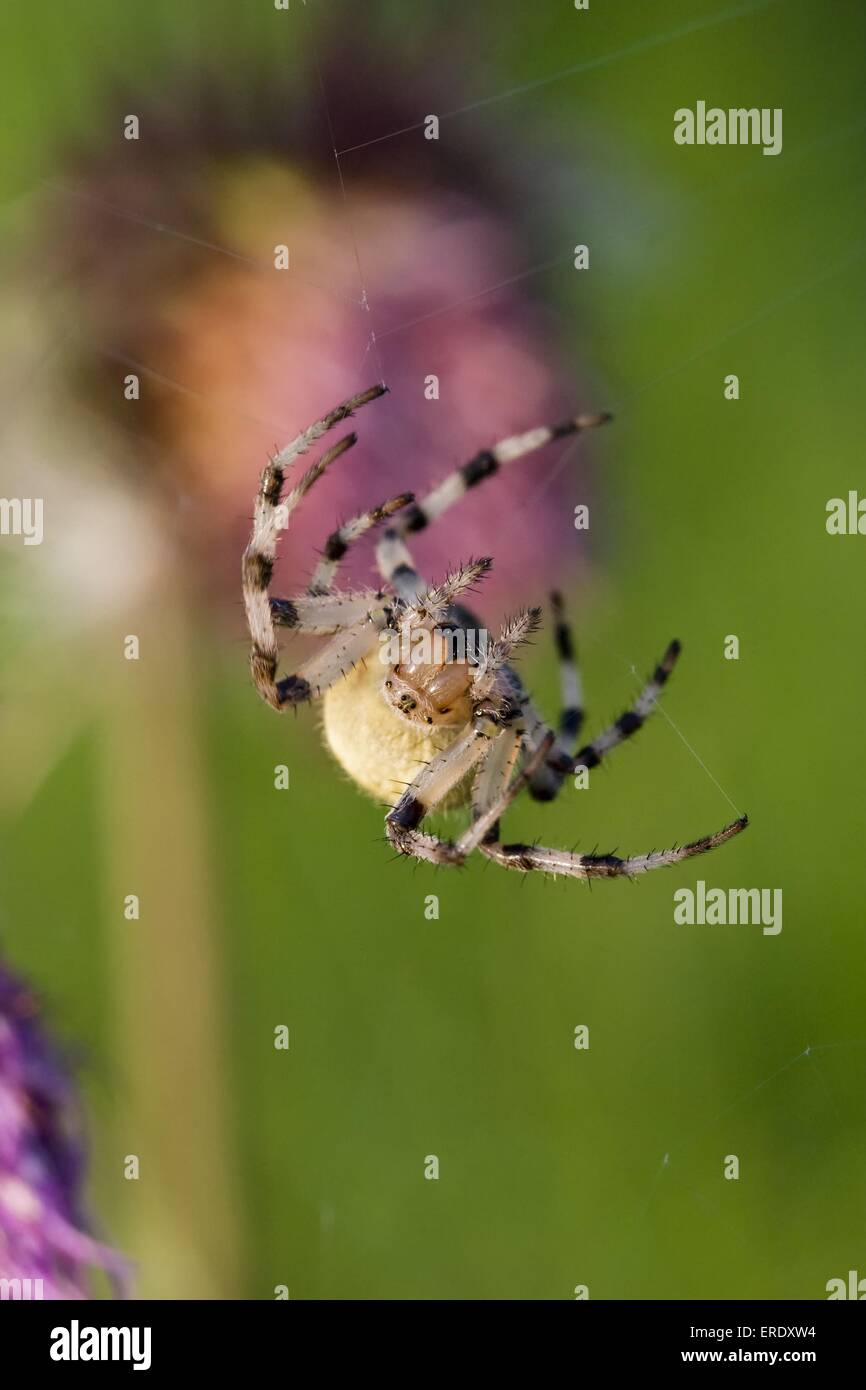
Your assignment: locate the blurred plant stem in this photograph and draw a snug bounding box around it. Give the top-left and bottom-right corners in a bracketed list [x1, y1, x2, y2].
[99, 573, 242, 1298]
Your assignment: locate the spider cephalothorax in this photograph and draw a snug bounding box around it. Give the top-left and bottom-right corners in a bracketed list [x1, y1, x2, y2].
[242, 385, 747, 878]
[380, 613, 482, 730]
[382, 661, 473, 728]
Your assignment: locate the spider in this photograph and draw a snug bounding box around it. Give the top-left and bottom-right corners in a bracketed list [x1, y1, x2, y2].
[242, 384, 747, 878]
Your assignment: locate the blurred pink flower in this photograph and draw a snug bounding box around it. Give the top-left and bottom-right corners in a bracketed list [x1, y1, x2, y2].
[52, 51, 602, 614]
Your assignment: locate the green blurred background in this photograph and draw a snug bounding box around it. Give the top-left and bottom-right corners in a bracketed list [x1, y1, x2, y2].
[1, 0, 865, 1299]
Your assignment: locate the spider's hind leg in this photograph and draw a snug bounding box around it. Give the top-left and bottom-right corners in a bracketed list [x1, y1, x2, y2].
[243, 431, 358, 707]
[242, 384, 386, 709]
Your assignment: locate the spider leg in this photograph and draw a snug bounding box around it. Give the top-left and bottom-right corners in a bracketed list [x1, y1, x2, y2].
[271, 383, 386, 473]
[242, 384, 386, 709]
[469, 607, 542, 704]
[398, 557, 494, 635]
[527, 591, 584, 800]
[475, 638, 747, 875]
[550, 590, 584, 743]
[523, 637, 682, 804]
[385, 719, 503, 866]
[245, 435, 357, 707]
[517, 697, 563, 775]
[570, 640, 681, 775]
[455, 730, 553, 857]
[308, 492, 413, 594]
[270, 590, 389, 635]
[390, 410, 611, 539]
[478, 814, 748, 878]
[273, 613, 390, 709]
[376, 526, 428, 602]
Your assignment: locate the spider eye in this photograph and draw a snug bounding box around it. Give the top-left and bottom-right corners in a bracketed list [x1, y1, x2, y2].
[385, 679, 393, 689]
[426, 716, 433, 724]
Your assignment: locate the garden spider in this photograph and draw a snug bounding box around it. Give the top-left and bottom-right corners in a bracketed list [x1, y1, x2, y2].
[242, 384, 747, 878]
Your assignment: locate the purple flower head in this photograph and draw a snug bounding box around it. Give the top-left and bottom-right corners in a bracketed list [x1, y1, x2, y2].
[0, 962, 128, 1299]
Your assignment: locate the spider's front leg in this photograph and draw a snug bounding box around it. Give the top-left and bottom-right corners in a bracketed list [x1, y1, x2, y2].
[242, 384, 386, 709]
[386, 717, 506, 866]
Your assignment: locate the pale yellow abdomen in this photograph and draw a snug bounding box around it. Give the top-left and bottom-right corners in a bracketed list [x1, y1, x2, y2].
[322, 660, 469, 809]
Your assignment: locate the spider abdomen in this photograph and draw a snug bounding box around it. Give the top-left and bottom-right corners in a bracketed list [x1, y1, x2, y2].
[322, 660, 471, 809]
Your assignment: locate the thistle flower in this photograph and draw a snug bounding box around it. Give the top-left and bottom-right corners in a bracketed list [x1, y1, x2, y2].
[0, 961, 128, 1299]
